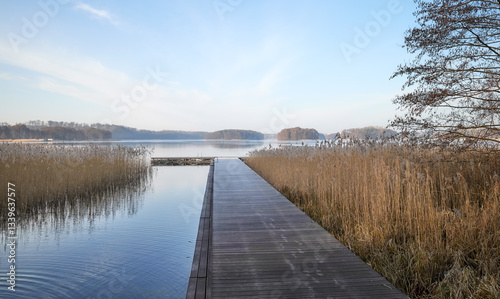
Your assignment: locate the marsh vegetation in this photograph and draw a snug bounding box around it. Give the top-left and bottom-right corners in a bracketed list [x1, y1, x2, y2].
[246, 142, 499, 298]
[0, 143, 152, 230]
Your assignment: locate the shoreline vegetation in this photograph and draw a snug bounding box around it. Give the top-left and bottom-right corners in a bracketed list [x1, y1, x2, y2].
[277, 127, 320, 140]
[1, 122, 269, 141]
[205, 129, 264, 140]
[246, 141, 499, 298]
[2, 121, 401, 142]
[0, 143, 152, 230]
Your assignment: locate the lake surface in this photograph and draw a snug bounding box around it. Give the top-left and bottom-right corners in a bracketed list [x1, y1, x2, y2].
[45, 139, 315, 157]
[0, 140, 315, 298]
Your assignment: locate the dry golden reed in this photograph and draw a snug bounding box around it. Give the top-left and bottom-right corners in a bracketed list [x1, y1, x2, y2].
[0, 143, 152, 226]
[246, 143, 499, 298]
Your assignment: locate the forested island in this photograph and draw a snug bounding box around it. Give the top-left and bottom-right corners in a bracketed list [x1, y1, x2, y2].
[277, 127, 320, 140]
[205, 130, 264, 140]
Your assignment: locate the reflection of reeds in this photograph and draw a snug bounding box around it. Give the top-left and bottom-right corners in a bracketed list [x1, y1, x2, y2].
[0, 143, 152, 230]
[246, 143, 500, 298]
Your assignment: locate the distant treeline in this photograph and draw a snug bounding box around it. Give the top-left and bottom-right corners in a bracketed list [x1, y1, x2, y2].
[95, 125, 207, 140]
[19, 121, 206, 140]
[1, 121, 262, 140]
[206, 130, 264, 140]
[277, 127, 319, 140]
[1, 121, 398, 141]
[339, 127, 397, 139]
[0, 124, 111, 140]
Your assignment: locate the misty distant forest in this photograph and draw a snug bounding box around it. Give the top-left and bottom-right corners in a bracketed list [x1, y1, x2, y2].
[0, 120, 397, 141]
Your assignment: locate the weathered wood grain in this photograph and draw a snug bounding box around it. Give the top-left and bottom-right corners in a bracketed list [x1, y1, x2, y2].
[186, 161, 214, 299]
[188, 158, 407, 298]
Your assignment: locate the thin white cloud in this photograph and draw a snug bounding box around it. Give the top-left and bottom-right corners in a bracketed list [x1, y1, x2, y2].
[36, 76, 102, 104]
[0, 41, 221, 129]
[0, 42, 129, 103]
[0, 72, 26, 81]
[218, 35, 300, 96]
[76, 3, 119, 26]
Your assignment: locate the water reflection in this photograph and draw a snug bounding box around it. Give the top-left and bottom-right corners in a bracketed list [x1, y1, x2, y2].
[1, 168, 152, 244]
[122, 139, 266, 156]
[207, 140, 264, 149]
[45, 139, 309, 157]
[0, 165, 208, 298]
[0, 140, 319, 298]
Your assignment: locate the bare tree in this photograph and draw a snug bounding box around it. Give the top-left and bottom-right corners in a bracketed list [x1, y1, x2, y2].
[391, 0, 500, 148]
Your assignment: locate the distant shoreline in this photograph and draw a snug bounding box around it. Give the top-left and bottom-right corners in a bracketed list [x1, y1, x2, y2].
[1, 138, 327, 143]
[1, 139, 119, 143]
[1, 139, 46, 143]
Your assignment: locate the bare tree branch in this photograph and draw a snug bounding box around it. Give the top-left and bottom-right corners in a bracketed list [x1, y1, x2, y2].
[392, 0, 500, 149]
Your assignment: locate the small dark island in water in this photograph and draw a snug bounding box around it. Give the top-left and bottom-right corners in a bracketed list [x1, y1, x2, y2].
[205, 129, 264, 140]
[277, 127, 320, 140]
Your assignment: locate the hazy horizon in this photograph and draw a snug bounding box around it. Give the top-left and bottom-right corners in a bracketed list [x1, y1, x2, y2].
[3, 119, 397, 136]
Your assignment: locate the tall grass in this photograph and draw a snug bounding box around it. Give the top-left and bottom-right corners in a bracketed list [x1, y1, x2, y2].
[0, 143, 152, 229]
[246, 142, 499, 298]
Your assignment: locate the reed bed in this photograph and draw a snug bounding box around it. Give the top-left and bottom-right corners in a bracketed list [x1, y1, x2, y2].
[246, 142, 499, 298]
[0, 143, 152, 229]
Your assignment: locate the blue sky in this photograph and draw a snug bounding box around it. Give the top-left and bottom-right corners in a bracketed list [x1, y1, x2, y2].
[0, 0, 416, 134]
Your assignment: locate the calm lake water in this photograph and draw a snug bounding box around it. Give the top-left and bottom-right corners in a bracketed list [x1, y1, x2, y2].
[45, 139, 313, 157]
[0, 140, 314, 298]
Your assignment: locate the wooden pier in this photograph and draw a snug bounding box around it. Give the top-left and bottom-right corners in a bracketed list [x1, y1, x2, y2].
[151, 157, 214, 166]
[187, 158, 406, 298]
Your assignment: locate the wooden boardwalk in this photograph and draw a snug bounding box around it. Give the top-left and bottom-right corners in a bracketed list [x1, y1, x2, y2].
[151, 157, 214, 166]
[187, 158, 406, 298]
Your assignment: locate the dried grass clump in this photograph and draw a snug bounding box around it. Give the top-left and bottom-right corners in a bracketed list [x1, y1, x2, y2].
[0, 143, 152, 227]
[246, 142, 499, 298]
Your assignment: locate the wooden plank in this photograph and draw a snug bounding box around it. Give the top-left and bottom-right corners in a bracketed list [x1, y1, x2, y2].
[186, 162, 213, 299]
[195, 218, 205, 241]
[195, 278, 206, 299]
[207, 158, 407, 298]
[198, 239, 209, 277]
[202, 218, 210, 241]
[189, 240, 202, 278]
[185, 278, 197, 299]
